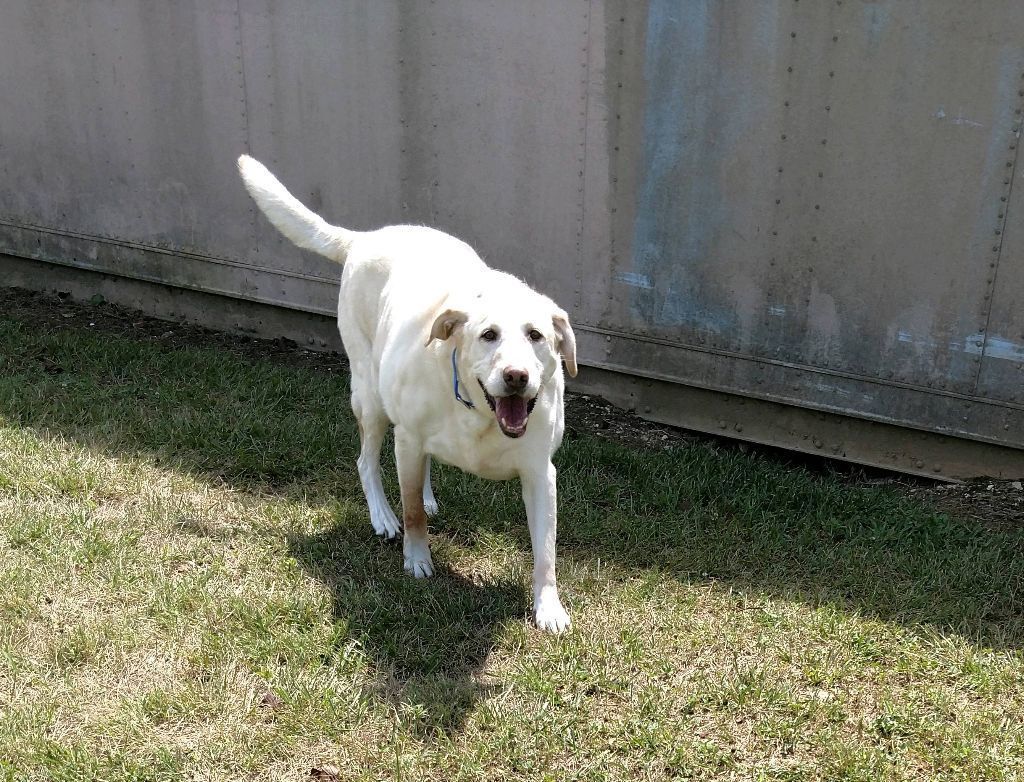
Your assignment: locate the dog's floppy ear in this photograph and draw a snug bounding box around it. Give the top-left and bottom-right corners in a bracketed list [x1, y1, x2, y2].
[427, 309, 469, 344]
[552, 310, 578, 377]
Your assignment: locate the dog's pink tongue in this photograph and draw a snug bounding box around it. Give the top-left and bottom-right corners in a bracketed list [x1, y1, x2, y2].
[496, 396, 529, 436]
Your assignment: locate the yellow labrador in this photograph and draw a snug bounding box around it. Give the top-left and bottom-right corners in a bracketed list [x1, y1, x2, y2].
[237, 156, 577, 632]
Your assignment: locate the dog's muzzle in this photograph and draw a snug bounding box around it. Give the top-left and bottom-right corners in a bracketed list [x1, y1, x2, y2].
[479, 380, 537, 438]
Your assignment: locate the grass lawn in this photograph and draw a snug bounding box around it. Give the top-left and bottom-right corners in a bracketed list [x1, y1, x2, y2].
[1, 299, 1022, 781]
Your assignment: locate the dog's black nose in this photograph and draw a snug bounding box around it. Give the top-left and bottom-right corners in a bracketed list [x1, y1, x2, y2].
[503, 367, 529, 391]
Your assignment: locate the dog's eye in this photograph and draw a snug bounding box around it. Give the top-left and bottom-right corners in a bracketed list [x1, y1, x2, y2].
[481, 329, 498, 342]
[528, 329, 544, 342]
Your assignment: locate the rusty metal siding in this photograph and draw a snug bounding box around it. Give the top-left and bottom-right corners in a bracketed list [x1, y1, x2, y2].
[1, 1, 1023, 459]
[578, 0, 1024, 450]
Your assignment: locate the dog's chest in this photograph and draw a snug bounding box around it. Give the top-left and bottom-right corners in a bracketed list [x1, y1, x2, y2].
[422, 415, 524, 480]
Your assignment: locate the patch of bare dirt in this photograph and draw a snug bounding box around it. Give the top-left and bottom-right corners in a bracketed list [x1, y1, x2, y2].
[905, 479, 1024, 530]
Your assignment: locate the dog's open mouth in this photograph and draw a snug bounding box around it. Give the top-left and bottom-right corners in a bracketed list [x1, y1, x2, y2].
[479, 381, 537, 438]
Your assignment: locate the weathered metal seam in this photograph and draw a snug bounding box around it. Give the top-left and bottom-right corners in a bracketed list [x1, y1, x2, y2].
[582, 355, 1024, 449]
[0, 220, 340, 286]
[974, 69, 1024, 391]
[233, 0, 258, 257]
[574, 320, 1024, 412]
[4, 253, 337, 318]
[574, 0, 593, 315]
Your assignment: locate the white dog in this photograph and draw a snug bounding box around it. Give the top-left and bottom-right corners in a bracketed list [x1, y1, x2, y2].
[237, 156, 577, 632]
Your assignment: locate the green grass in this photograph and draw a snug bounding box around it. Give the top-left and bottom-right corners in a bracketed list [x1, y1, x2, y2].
[0, 315, 1022, 781]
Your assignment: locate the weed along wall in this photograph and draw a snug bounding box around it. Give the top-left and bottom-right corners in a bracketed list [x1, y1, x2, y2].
[1, 1, 1023, 479]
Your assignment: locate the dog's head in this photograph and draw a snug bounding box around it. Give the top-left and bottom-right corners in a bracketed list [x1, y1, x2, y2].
[428, 277, 577, 439]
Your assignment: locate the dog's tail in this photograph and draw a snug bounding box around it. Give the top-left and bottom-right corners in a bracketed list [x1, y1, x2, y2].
[237, 155, 355, 263]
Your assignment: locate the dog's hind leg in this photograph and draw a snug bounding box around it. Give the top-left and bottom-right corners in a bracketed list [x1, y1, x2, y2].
[354, 409, 401, 540]
[422, 456, 439, 517]
[395, 430, 434, 578]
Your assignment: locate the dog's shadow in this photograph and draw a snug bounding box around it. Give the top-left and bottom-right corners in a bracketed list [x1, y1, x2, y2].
[287, 516, 527, 735]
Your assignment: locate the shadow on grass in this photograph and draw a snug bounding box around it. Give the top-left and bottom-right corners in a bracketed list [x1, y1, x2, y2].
[286, 523, 527, 734]
[1, 304, 1023, 734]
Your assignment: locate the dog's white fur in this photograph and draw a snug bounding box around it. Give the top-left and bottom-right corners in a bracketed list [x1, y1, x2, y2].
[237, 155, 577, 632]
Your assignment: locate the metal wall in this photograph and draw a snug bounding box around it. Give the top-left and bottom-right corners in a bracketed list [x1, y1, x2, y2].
[2, 1, 1023, 470]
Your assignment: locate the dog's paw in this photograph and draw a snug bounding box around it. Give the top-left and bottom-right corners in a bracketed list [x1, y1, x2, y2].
[403, 539, 434, 578]
[422, 496, 439, 517]
[534, 592, 571, 634]
[369, 506, 401, 539]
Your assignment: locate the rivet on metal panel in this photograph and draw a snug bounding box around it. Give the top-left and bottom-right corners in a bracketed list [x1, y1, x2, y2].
[734, 424, 743, 433]
[829, 71, 835, 78]
[643, 406, 652, 414]
[995, 229, 1002, 235]
[719, 420, 727, 429]
[815, 204, 820, 210]
[778, 167, 784, 173]
[782, 134, 787, 140]
[812, 438, 823, 449]
[833, 35, 839, 42]
[818, 171, 824, 178]
[791, 32, 796, 38]
[825, 105, 831, 111]
[784, 100, 790, 107]
[821, 139, 827, 145]
[788, 66, 793, 73]
[776, 199, 781, 204]
[993, 246, 1000, 252]
[914, 460, 924, 469]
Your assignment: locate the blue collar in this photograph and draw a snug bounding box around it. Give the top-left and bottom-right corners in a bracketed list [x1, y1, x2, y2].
[452, 348, 475, 409]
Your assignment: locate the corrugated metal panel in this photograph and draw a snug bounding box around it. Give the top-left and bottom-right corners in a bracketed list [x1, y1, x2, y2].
[978, 99, 1024, 406]
[579, 0, 1024, 449]
[235, 0, 591, 307]
[0, 1, 250, 258]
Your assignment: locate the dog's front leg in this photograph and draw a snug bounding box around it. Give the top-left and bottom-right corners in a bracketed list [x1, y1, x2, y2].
[394, 429, 434, 578]
[521, 462, 570, 633]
